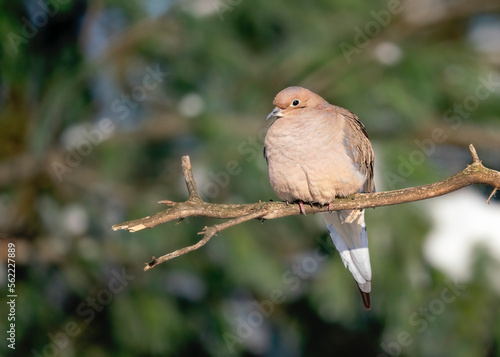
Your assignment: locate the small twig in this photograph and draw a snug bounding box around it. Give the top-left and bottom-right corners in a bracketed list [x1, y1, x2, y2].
[144, 207, 271, 270]
[182, 156, 200, 199]
[158, 200, 176, 206]
[487, 187, 498, 204]
[144, 233, 212, 271]
[469, 143, 481, 164]
[113, 144, 500, 270]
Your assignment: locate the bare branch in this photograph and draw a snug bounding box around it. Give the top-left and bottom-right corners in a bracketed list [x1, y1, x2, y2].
[469, 143, 481, 164]
[112, 144, 500, 270]
[488, 187, 498, 205]
[144, 206, 272, 270]
[181, 156, 200, 199]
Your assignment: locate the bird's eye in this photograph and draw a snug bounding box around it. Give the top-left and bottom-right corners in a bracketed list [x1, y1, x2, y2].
[292, 99, 300, 106]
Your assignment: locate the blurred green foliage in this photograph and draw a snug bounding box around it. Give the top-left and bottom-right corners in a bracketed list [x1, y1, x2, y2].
[1, 0, 500, 356]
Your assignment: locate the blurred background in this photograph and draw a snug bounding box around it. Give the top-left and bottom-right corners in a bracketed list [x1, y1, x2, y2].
[1, 0, 500, 356]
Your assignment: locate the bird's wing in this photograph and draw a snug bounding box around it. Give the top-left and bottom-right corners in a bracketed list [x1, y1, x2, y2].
[337, 107, 375, 193]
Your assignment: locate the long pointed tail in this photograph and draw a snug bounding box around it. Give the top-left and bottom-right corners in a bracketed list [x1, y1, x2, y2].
[322, 209, 372, 310]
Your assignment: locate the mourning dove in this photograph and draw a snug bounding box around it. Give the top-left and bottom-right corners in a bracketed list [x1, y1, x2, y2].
[264, 86, 375, 310]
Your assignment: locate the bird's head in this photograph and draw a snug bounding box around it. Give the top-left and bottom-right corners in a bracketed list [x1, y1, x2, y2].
[266, 86, 327, 120]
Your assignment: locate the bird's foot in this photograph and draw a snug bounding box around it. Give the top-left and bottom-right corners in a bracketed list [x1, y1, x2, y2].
[328, 202, 334, 212]
[298, 200, 306, 215]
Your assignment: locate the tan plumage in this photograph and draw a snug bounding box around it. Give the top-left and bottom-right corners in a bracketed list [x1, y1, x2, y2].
[264, 86, 375, 310]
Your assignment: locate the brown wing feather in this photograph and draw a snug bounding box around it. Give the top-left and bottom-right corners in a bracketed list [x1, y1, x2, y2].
[336, 107, 375, 194]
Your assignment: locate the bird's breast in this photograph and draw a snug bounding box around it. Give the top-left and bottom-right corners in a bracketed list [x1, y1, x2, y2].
[265, 118, 365, 203]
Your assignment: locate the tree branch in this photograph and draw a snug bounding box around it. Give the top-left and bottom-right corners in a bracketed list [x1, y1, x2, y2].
[112, 144, 500, 270]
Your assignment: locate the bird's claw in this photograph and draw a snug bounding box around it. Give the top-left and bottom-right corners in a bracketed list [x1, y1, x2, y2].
[298, 200, 306, 215]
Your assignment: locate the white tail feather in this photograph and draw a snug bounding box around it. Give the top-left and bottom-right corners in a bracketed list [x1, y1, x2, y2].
[322, 209, 372, 293]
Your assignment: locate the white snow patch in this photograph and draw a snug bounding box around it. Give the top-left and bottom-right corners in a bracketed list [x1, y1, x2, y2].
[423, 188, 500, 284]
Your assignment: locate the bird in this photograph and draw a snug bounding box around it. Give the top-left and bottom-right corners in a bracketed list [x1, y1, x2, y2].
[264, 86, 375, 310]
